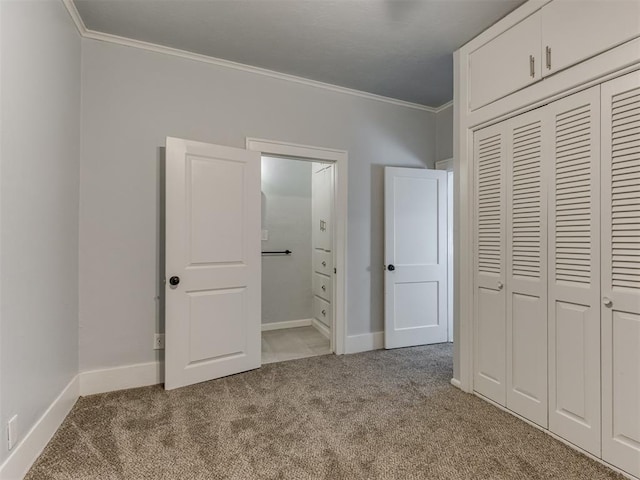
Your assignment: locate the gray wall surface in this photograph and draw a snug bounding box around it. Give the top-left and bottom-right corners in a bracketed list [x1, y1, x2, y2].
[261, 157, 313, 325]
[0, 0, 80, 462]
[79, 39, 436, 371]
[436, 104, 454, 162]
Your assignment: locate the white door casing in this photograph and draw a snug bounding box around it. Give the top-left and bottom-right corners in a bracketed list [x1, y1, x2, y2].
[165, 137, 261, 390]
[473, 123, 507, 406]
[601, 71, 640, 479]
[384, 167, 448, 349]
[547, 86, 601, 456]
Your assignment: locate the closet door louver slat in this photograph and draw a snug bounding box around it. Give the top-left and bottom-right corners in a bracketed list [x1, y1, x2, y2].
[473, 125, 507, 406]
[601, 73, 640, 479]
[548, 87, 601, 457]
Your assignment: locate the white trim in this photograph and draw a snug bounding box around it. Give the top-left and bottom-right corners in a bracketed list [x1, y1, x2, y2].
[434, 100, 454, 113]
[61, 0, 87, 35]
[247, 138, 348, 355]
[311, 318, 331, 339]
[435, 158, 453, 172]
[59, 0, 441, 113]
[0, 376, 79, 480]
[261, 319, 312, 331]
[79, 362, 162, 397]
[450, 378, 462, 389]
[345, 332, 384, 354]
[475, 392, 639, 480]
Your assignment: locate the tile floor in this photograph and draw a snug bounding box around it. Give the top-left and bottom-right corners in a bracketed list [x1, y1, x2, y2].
[261, 325, 331, 364]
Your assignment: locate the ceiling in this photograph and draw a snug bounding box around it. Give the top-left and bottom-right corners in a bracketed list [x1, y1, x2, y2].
[73, 0, 526, 108]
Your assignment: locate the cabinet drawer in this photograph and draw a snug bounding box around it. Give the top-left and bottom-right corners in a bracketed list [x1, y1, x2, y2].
[313, 272, 332, 302]
[313, 249, 333, 275]
[313, 295, 332, 328]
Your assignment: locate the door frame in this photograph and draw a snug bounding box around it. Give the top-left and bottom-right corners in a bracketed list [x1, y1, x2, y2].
[246, 138, 348, 355]
[436, 158, 454, 343]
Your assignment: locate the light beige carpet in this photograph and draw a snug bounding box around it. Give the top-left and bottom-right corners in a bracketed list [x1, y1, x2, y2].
[26, 344, 624, 479]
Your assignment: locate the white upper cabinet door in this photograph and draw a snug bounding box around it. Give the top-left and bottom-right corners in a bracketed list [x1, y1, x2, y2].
[547, 86, 602, 456]
[601, 71, 640, 479]
[505, 108, 548, 428]
[384, 167, 448, 349]
[473, 123, 507, 406]
[469, 11, 542, 111]
[165, 137, 261, 390]
[541, 0, 640, 78]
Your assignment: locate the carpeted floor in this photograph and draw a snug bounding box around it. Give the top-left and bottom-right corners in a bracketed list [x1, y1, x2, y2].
[26, 344, 624, 480]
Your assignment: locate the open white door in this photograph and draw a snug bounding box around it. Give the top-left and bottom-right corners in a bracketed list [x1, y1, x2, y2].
[165, 137, 261, 390]
[384, 167, 448, 349]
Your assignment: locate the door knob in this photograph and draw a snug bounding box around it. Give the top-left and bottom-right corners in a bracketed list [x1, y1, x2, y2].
[169, 276, 180, 286]
[388, 264, 395, 271]
[603, 297, 613, 308]
[497, 281, 504, 290]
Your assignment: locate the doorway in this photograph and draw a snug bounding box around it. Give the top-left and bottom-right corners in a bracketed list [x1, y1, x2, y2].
[260, 156, 336, 364]
[163, 137, 348, 390]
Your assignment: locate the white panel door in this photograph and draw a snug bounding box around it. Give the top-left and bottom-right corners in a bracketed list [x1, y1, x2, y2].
[505, 109, 548, 427]
[473, 123, 507, 405]
[547, 87, 601, 455]
[601, 71, 640, 479]
[165, 137, 261, 390]
[541, 0, 640, 78]
[384, 167, 448, 349]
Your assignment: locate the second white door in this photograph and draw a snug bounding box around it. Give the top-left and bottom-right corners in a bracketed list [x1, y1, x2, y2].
[384, 167, 448, 349]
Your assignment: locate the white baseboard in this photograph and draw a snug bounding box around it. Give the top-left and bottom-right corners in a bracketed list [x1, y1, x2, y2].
[0, 376, 79, 480]
[311, 318, 331, 339]
[261, 318, 312, 331]
[79, 361, 162, 396]
[450, 378, 462, 389]
[345, 331, 384, 354]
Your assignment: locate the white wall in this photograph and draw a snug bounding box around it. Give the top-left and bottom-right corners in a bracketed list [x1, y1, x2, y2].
[436, 104, 453, 162]
[261, 156, 313, 324]
[79, 39, 436, 371]
[0, 0, 80, 462]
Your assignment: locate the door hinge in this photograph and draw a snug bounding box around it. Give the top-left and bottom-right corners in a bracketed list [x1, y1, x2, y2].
[334, 267, 337, 274]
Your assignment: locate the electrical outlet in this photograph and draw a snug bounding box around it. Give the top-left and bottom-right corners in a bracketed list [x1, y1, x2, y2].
[153, 333, 165, 350]
[7, 415, 17, 451]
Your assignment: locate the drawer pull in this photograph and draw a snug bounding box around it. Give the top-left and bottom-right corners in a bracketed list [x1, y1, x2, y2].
[529, 55, 535, 78]
[321, 309, 326, 316]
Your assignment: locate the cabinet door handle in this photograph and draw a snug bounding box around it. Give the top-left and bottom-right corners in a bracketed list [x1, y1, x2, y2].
[545, 46, 551, 70]
[321, 309, 326, 316]
[529, 55, 535, 78]
[497, 281, 504, 290]
[321, 285, 326, 291]
[322, 261, 327, 267]
[603, 297, 613, 308]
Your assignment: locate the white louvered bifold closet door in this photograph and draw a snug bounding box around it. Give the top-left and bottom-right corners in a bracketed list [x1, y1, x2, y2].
[505, 108, 548, 427]
[601, 71, 640, 479]
[473, 123, 507, 405]
[547, 86, 602, 456]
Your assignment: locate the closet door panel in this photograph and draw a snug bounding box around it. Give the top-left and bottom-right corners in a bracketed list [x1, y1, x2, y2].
[505, 111, 548, 427]
[547, 86, 601, 456]
[601, 72, 640, 479]
[473, 124, 507, 405]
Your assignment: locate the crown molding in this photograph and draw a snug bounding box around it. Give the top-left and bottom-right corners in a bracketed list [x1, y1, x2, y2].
[62, 0, 87, 35]
[61, 0, 450, 113]
[434, 100, 454, 113]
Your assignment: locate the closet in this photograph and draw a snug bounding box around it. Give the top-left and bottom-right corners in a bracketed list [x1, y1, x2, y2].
[461, 0, 640, 477]
[473, 73, 640, 477]
[312, 163, 334, 335]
